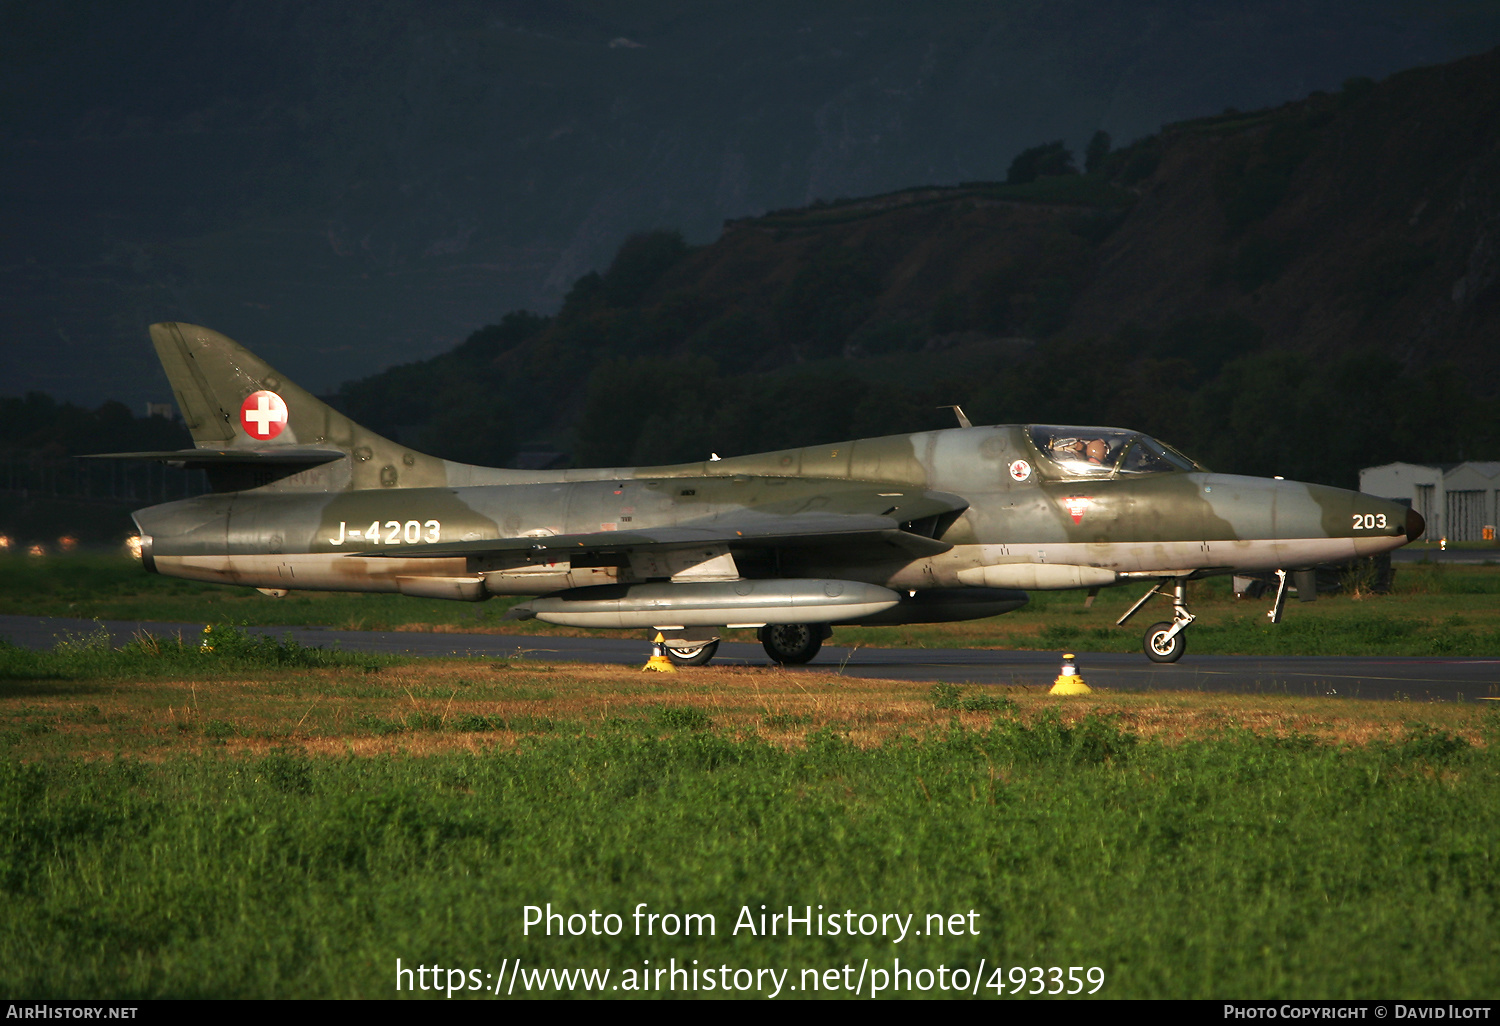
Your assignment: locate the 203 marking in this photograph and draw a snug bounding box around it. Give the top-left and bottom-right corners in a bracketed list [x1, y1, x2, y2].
[1353, 512, 1389, 530]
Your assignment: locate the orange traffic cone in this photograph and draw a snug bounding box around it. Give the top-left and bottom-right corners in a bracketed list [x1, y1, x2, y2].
[1049, 652, 1091, 695]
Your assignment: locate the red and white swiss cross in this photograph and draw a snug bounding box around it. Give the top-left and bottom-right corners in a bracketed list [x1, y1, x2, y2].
[240, 390, 288, 440]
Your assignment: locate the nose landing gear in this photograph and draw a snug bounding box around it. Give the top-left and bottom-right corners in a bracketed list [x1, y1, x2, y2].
[1119, 578, 1196, 663]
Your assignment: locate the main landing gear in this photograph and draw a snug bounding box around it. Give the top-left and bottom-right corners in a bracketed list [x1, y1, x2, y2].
[758, 624, 831, 665]
[649, 623, 834, 667]
[1118, 579, 1196, 663]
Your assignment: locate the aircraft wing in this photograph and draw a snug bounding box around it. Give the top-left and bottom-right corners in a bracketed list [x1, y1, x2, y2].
[79, 448, 345, 466]
[369, 491, 969, 560]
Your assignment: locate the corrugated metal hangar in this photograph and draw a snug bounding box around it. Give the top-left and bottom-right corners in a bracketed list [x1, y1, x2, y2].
[1359, 462, 1500, 542]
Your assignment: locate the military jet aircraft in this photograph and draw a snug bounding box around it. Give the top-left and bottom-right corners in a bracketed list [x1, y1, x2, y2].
[96, 323, 1423, 666]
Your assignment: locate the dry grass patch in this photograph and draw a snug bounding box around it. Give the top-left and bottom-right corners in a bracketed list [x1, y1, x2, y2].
[1, 656, 1493, 761]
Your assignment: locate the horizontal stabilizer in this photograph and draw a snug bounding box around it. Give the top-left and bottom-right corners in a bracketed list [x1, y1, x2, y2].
[79, 448, 345, 466]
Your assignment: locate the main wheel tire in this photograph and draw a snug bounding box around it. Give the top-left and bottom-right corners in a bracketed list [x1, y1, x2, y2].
[665, 640, 719, 667]
[1144, 621, 1186, 663]
[759, 624, 823, 665]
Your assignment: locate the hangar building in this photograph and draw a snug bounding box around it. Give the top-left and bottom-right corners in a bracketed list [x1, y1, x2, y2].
[1359, 462, 1500, 542]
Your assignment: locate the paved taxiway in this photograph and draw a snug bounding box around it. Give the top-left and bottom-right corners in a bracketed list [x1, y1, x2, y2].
[3, 614, 1496, 703]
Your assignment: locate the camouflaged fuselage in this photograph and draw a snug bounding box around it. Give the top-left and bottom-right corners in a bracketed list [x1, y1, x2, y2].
[135, 423, 1415, 598]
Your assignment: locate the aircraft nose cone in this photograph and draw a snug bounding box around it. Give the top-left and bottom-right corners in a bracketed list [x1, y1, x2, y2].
[1406, 507, 1426, 542]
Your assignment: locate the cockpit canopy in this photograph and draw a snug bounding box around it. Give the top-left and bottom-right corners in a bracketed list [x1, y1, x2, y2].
[1028, 425, 1200, 477]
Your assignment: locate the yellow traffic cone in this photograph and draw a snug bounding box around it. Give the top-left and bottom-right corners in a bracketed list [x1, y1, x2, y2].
[642, 632, 677, 673]
[1049, 652, 1091, 695]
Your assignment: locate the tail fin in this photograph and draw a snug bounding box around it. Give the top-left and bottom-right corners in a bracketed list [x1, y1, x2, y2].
[149, 322, 450, 491]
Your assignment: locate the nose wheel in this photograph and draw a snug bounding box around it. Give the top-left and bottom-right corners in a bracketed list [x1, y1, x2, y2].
[1144, 621, 1187, 662]
[1120, 579, 1196, 663]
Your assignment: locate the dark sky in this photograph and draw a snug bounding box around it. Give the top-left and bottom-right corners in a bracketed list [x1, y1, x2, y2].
[4, 0, 1499, 408]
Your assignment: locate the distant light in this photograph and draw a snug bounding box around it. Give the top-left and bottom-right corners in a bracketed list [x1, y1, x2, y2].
[125, 535, 144, 560]
[1274, 476, 1284, 480]
[27, 543, 44, 557]
[58, 535, 77, 552]
[0, 535, 9, 551]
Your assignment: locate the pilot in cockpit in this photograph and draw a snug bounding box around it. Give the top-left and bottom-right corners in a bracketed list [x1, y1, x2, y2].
[1033, 425, 1196, 476]
[1048, 434, 1117, 472]
[1049, 437, 1085, 460]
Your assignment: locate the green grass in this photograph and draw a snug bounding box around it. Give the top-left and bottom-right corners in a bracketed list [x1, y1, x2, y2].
[0, 636, 1492, 998]
[1, 719, 1496, 998]
[1022, 609, 1500, 657]
[0, 622, 397, 681]
[930, 682, 1018, 713]
[0, 552, 519, 631]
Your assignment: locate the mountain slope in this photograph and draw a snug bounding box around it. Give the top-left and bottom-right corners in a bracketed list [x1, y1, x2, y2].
[5, 1, 1500, 407]
[338, 46, 1500, 488]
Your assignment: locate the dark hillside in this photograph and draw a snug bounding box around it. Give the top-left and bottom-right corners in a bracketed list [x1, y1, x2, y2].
[1068, 49, 1500, 380]
[340, 47, 1500, 487]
